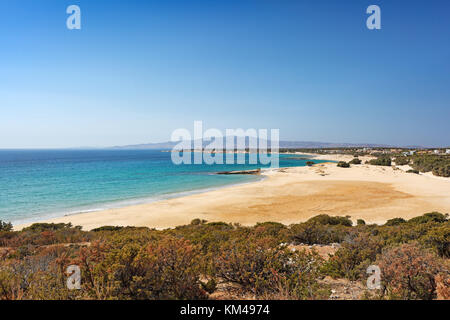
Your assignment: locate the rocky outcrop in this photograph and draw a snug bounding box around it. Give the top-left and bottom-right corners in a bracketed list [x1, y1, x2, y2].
[216, 169, 261, 175]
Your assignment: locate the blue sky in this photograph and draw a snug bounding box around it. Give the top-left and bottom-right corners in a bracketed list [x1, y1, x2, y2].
[0, 0, 449, 148]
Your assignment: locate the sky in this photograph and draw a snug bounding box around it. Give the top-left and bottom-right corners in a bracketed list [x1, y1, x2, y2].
[0, 0, 449, 148]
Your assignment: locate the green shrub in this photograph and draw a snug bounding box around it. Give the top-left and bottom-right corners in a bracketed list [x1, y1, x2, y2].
[22, 223, 76, 232]
[432, 165, 450, 177]
[357, 219, 366, 226]
[349, 158, 362, 165]
[1, 212, 448, 300]
[0, 221, 13, 232]
[215, 238, 327, 299]
[369, 157, 391, 166]
[420, 224, 450, 258]
[92, 226, 124, 232]
[407, 169, 419, 174]
[337, 161, 350, 168]
[384, 218, 406, 226]
[190, 218, 207, 225]
[322, 233, 384, 280]
[408, 212, 448, 224]
[291, 222, 351, 245]
[410, 155, 450, 177]
[395, 157, 410, 165]
[253, 222, 290, 242]
[307, 214, 353, 227]
[206, 222, 234, 230]
[76, 237, 208, 300]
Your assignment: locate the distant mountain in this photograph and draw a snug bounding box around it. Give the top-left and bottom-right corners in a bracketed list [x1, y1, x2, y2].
[111, 142, 179, 149]
[111, 139, 394, 150]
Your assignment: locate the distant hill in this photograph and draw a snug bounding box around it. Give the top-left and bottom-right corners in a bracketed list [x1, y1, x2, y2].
[111, 139, 394, 150]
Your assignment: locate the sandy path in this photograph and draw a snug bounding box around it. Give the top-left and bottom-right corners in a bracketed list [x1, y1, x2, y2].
[16, 162, 450, 231]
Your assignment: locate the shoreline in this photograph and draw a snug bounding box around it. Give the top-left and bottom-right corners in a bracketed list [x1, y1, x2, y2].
[10, 154, 325, 228]
[11, 173, 267, 228]
[15, 157, 450, 231]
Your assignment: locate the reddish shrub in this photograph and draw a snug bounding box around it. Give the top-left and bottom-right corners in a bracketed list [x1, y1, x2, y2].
[377, 243, 445, 300]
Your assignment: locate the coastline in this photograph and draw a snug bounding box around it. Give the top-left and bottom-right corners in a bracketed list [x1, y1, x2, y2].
[11, 173, 266, 227]
[15, 157, 450, 231]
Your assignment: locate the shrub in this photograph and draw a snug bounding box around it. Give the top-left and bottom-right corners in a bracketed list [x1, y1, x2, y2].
[349, 158, 362, 165]
[435, 273, 450, 300]
[215, 238, 327, 299]
[394, 157, 410, 165]
[206, 222, 234, 230]
[377, 243, 445, 300]
[406, 169, 419, 174]
[253, 222, 290, 243]
[337, 161, 350, 168]
[0, 246, 79, 300]
[410, 155, 450, 177]
[408, 212, 448, 224]
[322, 233, 384, 280]
[91, 226, 124, 232]
[190, 219, 207, 225]
[307, 214, 353, 227]
[357, 219, 366, 226]
[384, 218, 406, 226]
[432, 165, 450, 178]
[291, 222, 351, 245]
[76, 237, 207, 300]
[0, 213, 448, 300]
[369, 157, 391, 166]
[0, 221, 13, 232]
[22, 223, 76, 232]
[420, 224, 450, 258]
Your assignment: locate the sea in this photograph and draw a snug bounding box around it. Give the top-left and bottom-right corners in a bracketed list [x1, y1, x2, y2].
[0, 149, 327, 225]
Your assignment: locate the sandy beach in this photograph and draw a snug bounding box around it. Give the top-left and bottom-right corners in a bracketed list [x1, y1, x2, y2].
[16, 155, 450, 231]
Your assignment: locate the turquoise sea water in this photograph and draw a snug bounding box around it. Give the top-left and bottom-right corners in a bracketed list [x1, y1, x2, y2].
[0, 150, 327, 225]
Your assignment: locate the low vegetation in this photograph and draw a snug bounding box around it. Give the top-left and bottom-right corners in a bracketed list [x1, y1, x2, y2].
[0, 213, 448, 300]
[368, 156, 392, 166]
[280, 148, 450, 177]
[394, 156, 410, 166]
[349, 158, 362, 165]
[410, 155, 450, 177]
[337, 161, 350, 168]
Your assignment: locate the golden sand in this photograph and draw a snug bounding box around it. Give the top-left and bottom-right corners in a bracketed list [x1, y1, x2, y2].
[16, 158, 450, 231]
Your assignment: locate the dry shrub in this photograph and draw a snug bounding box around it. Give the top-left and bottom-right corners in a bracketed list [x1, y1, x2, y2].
[215, 238, 328, 299]
[435, 273, 450, 300]
[377, 243, 446, 300]
[75, 237, 207, 300]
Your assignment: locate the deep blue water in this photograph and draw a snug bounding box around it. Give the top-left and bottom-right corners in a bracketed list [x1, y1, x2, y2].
[0, 150, 326, 225]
